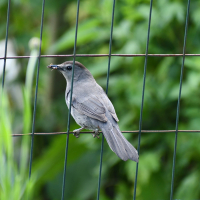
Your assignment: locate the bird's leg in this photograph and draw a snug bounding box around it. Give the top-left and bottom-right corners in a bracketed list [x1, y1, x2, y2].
[73, 126, 85, 138]
[92, 129, 100, 139]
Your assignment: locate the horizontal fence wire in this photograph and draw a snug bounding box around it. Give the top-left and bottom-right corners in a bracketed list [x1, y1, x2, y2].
[1, 54, 200, 60]
[170, 0, 190, 199]
[11, 130, 200, 137]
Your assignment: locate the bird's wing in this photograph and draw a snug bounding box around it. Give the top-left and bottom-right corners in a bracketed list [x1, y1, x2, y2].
[105, 97, 119, 122]
[100, 91, 119, 122]
[72, 95, 107, 122]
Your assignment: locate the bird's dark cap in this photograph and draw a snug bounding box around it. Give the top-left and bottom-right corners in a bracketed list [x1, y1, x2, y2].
[47, 61, 87, 70]
[62, 61, 87, 70]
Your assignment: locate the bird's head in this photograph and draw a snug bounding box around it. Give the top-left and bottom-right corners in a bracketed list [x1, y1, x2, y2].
[47, 61, 93, 83]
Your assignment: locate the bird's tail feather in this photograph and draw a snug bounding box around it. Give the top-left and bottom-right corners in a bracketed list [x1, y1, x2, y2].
[100, 122, 139, 162]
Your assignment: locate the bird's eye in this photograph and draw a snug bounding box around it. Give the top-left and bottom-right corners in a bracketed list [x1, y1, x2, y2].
[66, 66, 72, 70]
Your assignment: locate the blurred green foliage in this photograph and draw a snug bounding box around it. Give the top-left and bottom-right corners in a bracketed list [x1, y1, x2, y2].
[0, 86, 35, 200]
[1, 0, 200, 199]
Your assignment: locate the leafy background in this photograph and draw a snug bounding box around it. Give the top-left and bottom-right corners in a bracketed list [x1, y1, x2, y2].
[1, 0, 200, 199]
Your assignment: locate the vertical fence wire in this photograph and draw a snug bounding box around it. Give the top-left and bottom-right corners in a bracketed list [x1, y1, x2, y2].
[133, 0, 153, 199]
[170, 0, 190, 199]
[1, 0, 11, 89]
[61, 0, 80, 199]
[96, 0, 116, 199]
[28, 0, 46, 178]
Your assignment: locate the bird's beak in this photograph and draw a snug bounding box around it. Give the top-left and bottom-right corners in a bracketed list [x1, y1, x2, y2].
[47, 64, 63, 71]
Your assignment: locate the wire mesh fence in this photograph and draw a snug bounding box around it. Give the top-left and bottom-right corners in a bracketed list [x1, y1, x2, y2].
[1, 0, 199, 199]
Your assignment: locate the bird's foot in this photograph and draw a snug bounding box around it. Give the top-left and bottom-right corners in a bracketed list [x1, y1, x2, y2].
[73, 127, 85, 138]
[73, 131, 80, 138]
[92, 129, 100, 139]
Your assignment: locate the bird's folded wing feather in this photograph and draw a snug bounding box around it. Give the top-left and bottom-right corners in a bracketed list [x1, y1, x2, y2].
[72, 96, 107, 122]
[100, 92, 119, 122]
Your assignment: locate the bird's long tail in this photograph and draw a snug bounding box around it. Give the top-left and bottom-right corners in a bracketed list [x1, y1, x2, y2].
[99, 122, 139, 162]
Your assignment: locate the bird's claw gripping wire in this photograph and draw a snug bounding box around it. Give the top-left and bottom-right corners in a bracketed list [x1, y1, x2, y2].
[73, 132, 80, 138]
[92, 129, 100, 139]
[73, 127, 85, 138]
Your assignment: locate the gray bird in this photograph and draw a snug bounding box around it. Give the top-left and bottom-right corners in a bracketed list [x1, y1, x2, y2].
[48, 61, 138, 162]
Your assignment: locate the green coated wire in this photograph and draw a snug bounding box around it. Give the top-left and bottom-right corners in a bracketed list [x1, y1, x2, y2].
[133, 0, 153, 199]
[170, 0, 190, 199]
[29, 0, 46, 178]
[61, 0, 80, 199]
[96, 0, 116, 199]
[1, 0, 10, 89]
